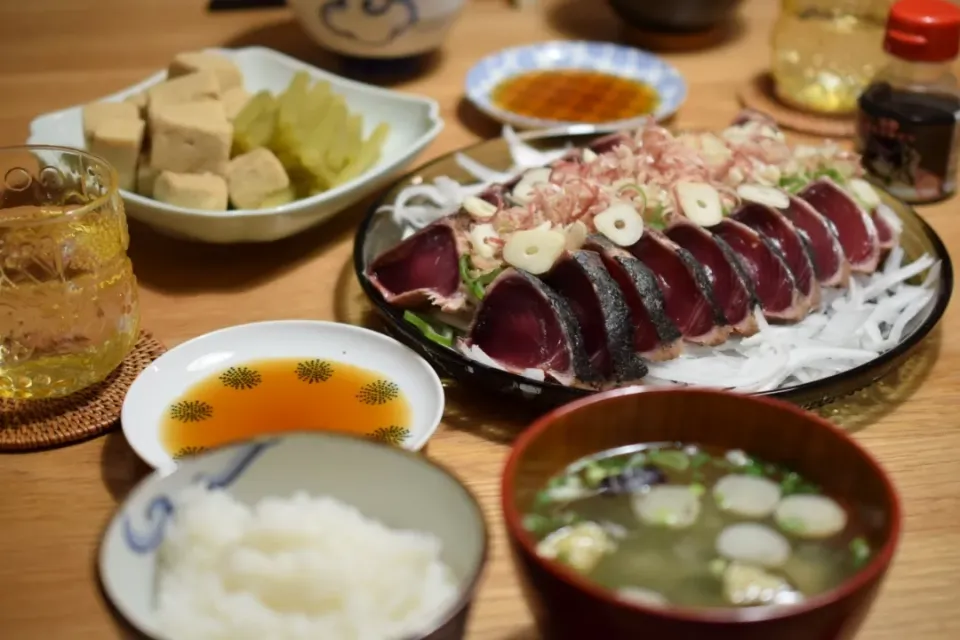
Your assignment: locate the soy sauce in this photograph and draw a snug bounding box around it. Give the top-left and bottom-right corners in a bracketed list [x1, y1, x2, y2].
[854, 0, 960, 203]
[857, 82, 960, 203]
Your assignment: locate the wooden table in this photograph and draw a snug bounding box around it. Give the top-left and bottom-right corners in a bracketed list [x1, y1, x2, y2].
[2, 1, 959, 638]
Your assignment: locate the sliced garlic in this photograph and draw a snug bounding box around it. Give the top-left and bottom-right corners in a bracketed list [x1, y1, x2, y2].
[463, 195, 497, 220]
[511, 168, 552, 204]
[502, 227, 566, 275]
[676, 182, 723, 227]
[468, 223, 499, 260]
[582, 148, 598, 163]
[701, 133, 732, 167]
[848, 178, 881, 210]
[593, 203, 644, 247]
[736, 184, 790, 210]
[754, 163, 782, 187]
[564, 220, 588, 251]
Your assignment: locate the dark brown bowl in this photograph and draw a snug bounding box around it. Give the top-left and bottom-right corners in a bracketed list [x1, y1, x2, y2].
[608, 0, 744, 32]
[501, 388, 901, 640]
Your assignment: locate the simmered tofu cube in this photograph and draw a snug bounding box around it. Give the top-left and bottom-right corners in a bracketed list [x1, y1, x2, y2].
[226, 148, 291, 210]
[136, 155, 159, 197]
[150, 100, 232, 176]
[222, 87, 250, 122]
[153, 171, 228, 211]
[82, 101, 139, 145]
[147, 70, 221, 113]
[124, 92, 148, 116]
[168, 51, 243, 92]
[88, 118, 146, 191]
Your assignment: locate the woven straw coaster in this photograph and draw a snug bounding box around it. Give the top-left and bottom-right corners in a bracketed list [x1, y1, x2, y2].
[0, 331, 165, 451]
[738, 73, 856, 139]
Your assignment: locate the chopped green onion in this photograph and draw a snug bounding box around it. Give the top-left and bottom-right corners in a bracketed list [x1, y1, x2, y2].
[582, 461, 609, 488]
[617, 183, 648, 211]
[812, 167, 846, 184]
[779, 517, 806, 534]
[689, 483, 705, 496]
[458, 255, 486, 300]
[690, 451, 712, 469]
[647, 449, 690, 472]
[626, 452, 648, 468]
[646, 204, 666, 230]
[778, 174, 808, 193]
[474, 266, 504, 287]
[779, 471, 819, 496]
[850, 536, 871, 568]
[402, 311, 454, 348]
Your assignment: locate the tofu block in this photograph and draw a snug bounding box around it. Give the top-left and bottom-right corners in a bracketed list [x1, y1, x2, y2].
[147, 70, 221, 113]
[136, 155, 159, 197]
[169, 51, 243, 92]
[222, 87, 250, 122]
[82, 101, 139, 145]
[150, 100, 232, 176]
[153, 171, 228, 211]
[88, 118, 146, 191]
[124, 92, 148, 115]
[226, 148, 291, 210]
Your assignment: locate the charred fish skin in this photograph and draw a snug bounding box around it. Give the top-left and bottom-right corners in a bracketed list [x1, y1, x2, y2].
[664, 222, 760, 337]
[582, 235, 683, 360]
[570, 250, 649, 383]
[470, 268, 603, 387]
[674, 245, 731, 333]
[612, 255, 683, 346]
[533, 274, 604, 387]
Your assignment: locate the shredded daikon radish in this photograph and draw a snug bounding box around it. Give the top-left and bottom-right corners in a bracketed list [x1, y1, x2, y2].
[377, 127, 943, 392]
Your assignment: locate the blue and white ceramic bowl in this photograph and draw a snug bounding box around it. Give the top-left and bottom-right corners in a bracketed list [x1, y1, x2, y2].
[465, 41, 687, 130]
[290, 0, 467, 59]
[99, 432, 489, 640]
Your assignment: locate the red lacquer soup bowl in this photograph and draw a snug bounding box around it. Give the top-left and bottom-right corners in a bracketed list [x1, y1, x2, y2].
[501, 387, 901, 640]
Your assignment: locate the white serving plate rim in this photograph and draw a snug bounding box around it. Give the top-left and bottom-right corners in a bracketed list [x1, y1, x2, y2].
[121, 320, 445, 473]
[27, 46, 444, 220]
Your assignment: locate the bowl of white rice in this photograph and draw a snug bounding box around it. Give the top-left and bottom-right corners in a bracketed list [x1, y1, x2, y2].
[98, 431, 488, 640]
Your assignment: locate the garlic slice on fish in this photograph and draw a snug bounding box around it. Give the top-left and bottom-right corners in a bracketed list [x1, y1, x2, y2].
[511, 168, 553, 204]
[502, 227, 566, 275]
[468, 223, 500, 260]
[716, 523, 791, 568]
[463, 195, 497, 220]
[632, 485, 702, 529]
[774, 494, 847, 539]
[582, 148, 598, 163]
[676, 182, 724, 227]
[713, 474, 782, 519]
[593, 203, 644, 247]
[736, 184, 790, 210]
[564, 220, 588, 251]
[848, 178, 882, 210]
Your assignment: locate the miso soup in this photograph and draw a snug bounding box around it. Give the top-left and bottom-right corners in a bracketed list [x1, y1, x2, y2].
[523, 443, 872, 609]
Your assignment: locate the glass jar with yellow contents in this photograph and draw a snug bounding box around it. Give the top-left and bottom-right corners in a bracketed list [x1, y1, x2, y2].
[0, 146, 140, 399]
[772, 0, 896, 115]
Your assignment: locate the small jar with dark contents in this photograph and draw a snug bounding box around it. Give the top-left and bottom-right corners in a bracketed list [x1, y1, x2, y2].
[857, 0, 960, 203]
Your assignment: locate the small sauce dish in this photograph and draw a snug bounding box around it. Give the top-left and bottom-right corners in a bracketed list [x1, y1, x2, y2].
[122, 320, 445, 473]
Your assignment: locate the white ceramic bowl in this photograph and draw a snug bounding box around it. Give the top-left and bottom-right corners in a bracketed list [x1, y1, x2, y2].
[99, 432, 488, 640]
[121, 320, 445, 474]
[27, 46, 443, 243]
[289, 0, 466, 59]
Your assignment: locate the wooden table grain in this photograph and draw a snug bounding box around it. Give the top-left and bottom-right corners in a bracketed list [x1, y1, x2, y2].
[1, 1, 959, 638]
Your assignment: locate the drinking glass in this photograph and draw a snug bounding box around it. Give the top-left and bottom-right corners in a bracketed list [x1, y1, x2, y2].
[0, 146, 140, 399]
[771, 0, 895, 115]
